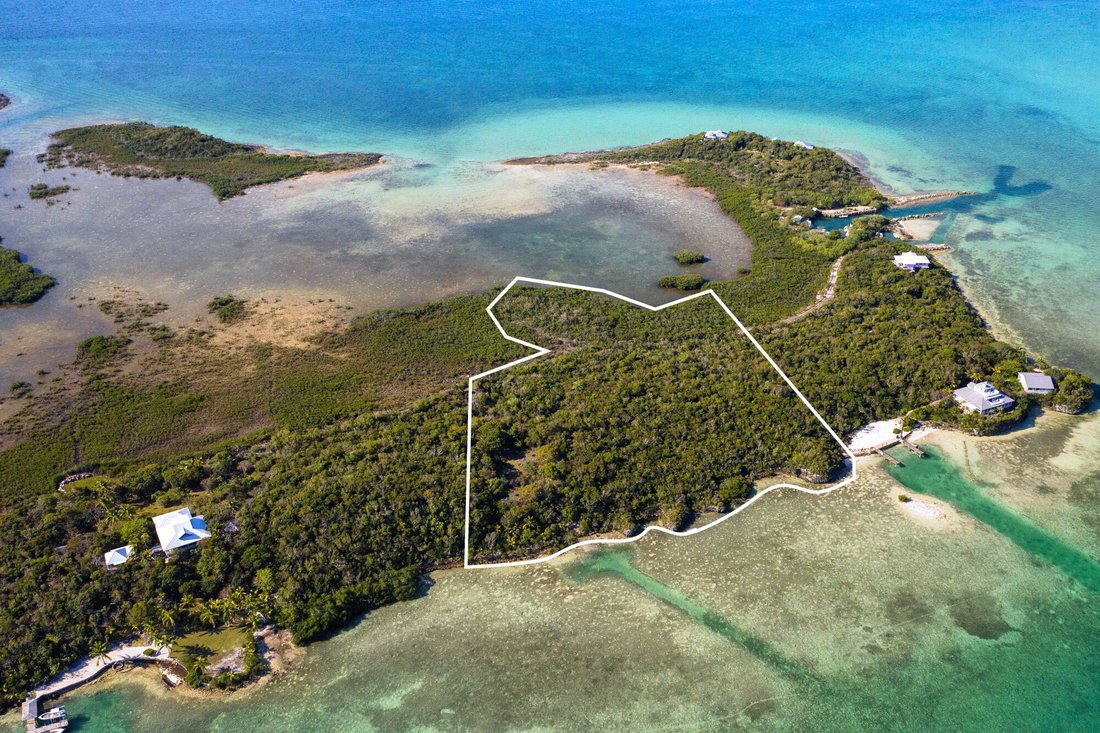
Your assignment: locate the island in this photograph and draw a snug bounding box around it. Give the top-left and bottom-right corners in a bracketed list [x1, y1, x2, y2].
[42, 122, 383, 199]
[0, 129, 1091, 706]
[0, 243, 55, 305]
[673, 248, 706, 265]
[28, 183, 71, 201]
[656, 273, 707, 290]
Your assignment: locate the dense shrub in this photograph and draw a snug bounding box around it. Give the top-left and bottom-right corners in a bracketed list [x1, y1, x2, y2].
[1053, 370, 1094, 413]
[0, 246, 55, 305]
[75, 335, 131, 367]
[48, 123, 382, 199]
[673, 248, 705, 265]
[657, 274, 706, 290]
[0, 130, 1091, 702]
[28, 183, 70, 200]
[207, 295, 247, 324]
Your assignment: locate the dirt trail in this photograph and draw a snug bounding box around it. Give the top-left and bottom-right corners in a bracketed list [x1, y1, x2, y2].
[780, 256, 844, 324]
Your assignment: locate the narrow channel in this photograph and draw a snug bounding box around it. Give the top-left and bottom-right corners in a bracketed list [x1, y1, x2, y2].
[565, 549, 817, 686]
[887, 446, 1100, 593]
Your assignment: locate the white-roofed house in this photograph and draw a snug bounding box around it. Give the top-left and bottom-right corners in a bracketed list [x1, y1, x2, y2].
[954, 381, 1015, 415]
[1018, 371, 1055, 394]
[703, 129, 728, 140]
[893, 252, 931, 272]
[104, 545, 133, 568]
[152, 507, 211, 554]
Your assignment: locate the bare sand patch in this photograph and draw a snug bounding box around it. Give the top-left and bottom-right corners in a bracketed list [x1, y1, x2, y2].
[894, 216, 943, 241]
[206, 296, 356, 351]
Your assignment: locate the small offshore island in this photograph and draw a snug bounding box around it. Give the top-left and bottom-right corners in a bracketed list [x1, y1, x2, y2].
[0, 125, 1092, 713]
[41, 122, 383, 199]
[0, 242, 55, 306]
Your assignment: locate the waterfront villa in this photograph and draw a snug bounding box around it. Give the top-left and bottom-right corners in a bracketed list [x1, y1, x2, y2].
[703, 129, 728, 140]
[954, 381, 1015, 415]
[794, 140, 815, 149]
[152, 507, 211, 554]
[893, 252, 931, 272]
[1018, 371, 1055, 394]
[103, 545, 133, 568]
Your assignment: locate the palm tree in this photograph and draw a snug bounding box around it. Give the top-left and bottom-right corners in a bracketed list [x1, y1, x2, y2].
[144, 626, 174, 654]
[89, 640, 110, 667]
[199, 606, 218, 630]
[142, 621, 161, 649]
[158, 607, 178, 633]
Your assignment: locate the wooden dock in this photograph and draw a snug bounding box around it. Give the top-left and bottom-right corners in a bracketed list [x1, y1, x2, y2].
[21, 697, 36, 732]
[875, 448, 902, 466]
[30, 722, 68, 733]
[20, 643, 169, 732]
[900, 440, 925, 456]
[21, 696, 68, 732]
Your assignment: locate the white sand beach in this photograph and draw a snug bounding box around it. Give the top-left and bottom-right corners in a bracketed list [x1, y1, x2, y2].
[894, 216, 944, 241]
[848, 419, 901, 452]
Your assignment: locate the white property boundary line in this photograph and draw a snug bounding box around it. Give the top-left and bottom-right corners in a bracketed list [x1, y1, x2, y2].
[464, 276, 857, 569]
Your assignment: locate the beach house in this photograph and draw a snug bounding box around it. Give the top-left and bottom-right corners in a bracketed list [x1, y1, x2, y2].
[893, 252, 931, 272]
[954, 381, 1015, 415]
[703, 130, 728, 140]
[103, 545, 133, 568]
[152, 507, 211, 554]
[1017, 371, 1055, 394]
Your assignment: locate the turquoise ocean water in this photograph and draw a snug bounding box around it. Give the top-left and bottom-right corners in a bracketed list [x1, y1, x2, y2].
[2, 1, 1100, 730]
[2, 1, 1100, 366]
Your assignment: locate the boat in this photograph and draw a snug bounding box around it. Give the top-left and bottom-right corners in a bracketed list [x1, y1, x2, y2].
[38, 706, 66, 721]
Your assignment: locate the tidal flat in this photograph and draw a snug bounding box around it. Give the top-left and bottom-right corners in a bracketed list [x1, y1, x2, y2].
[0, 145, 750, 387]
[914, 407, 1100, 562]
[1, 118, 1097, 731]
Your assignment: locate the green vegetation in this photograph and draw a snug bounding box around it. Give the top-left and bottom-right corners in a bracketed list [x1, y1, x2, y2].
[470, 287, 840, 560]
[909, 396, 1031, 436]
[673, 248, 705, 265]
[46, 123, 383, 199]
[1052, 370, 1094, 413]
[181, 630, 264, 691]
[0, 245, 55, 305]
[76, 335, 131, 368]
[594, 130, 886, 210]
[551, 131, 885, 323]
[207, 295, 248, 324]
[171, 625, 250, 670]
[844, 214, 893, 244]
[657, 273, 706, 290]
[28, 183, 71, 200]
[0, 131, 1091, 702]
[763, 246, 1022, 435]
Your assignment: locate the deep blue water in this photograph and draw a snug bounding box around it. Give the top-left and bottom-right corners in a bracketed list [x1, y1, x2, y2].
[3, 1, 1099, 367]
[3, 2, 1100, 731]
